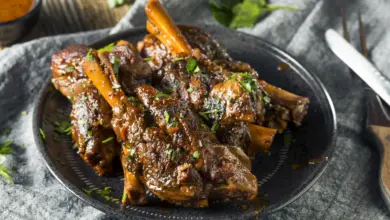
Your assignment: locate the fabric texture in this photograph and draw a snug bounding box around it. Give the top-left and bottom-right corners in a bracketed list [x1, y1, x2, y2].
[1, 0, 390, 219]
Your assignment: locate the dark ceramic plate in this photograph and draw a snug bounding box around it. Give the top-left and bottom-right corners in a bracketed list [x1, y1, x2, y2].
[33, 25, 336, 219]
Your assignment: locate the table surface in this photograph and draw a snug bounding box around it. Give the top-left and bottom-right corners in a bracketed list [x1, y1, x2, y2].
[22, 0, 131, 43]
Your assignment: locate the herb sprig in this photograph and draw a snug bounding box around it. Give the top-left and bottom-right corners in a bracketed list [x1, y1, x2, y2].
[209, 0, 297, 28]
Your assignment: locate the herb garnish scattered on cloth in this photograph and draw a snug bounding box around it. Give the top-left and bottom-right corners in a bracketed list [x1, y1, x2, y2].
[209, 0, 297, 28]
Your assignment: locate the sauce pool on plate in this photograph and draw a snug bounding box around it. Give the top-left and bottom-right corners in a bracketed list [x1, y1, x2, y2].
[0, 0, 34, 22]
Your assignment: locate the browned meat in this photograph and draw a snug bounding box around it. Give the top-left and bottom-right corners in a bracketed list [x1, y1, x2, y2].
[51, 44, 89, 99]
[71, 84, 119, 176]
[136, 84, 257, 201]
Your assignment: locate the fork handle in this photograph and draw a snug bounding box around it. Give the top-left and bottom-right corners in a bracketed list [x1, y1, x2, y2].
[368, 125, 390, 207]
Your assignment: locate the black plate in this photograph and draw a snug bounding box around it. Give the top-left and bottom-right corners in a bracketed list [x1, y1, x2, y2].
[33, 25, 336, 219]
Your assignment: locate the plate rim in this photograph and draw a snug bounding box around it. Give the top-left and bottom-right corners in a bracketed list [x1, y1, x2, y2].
[32, 25, 337, 219]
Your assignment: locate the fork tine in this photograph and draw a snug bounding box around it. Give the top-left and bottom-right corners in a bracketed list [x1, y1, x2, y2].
[340, 8, 350, 42]
[358, 12, 368, 58]
[340, 7, 354, 78]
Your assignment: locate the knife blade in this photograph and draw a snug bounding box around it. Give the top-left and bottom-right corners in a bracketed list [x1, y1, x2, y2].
[325, 29, 390, 106]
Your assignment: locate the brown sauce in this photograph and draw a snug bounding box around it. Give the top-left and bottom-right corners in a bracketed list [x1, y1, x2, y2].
[0, 0, 34, 22]
[278, 63, 289, 71]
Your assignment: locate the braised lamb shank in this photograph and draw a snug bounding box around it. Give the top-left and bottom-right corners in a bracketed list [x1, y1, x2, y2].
[49, 0, 309, 208]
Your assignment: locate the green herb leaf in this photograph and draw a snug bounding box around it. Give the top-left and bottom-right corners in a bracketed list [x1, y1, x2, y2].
[211, 121, 219, 133]
[168, 121, 178, 128]
[192, 151, 200, 159]
[102, 137, 115, 144]
[87, 130, 93, 136]
[156, 93, 170, 99]
[83, 188, 94, 196]
[111, 56, 120, 79]
[98, 43, 115, 53]
[164, 111, 170, 124]
[0, 165, 13, 184]
[40, 128, 46, 140]
[186, 58, 199, 74]
[263, 95, 271, 104]
[239, 81, 252, 93]
[54, 119, 72, 136]
[172, 57, 184, 62]
[179, 113, 184, 119]
[86, 50, 94, 62]
[143, 57, 153, 61]
[0, 146, 12, 155]
[65, 66, 75, 73]
[96, 186, 112, 196]
[187, 87, 193, 93]
[210, 0, 297, 29]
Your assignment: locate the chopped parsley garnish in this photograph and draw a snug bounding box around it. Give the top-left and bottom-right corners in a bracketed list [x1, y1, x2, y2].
[54, 120, 72, 135]
[65, 66, 75, 73]
[211, 121, 219, 133]
[111, 56, 120, 79]
[87, 130, 93, 136]
[192, 151, 200, 159]
[21, 111, 28, 116]
[164, 111, 170, 124]
[172, 57, 184, 62]
[186, 58, 200, 74]
[0, 165, 13, 184]
[40, 128, 46, 140]
[98, 43, 115, 53]
[83, 188, 94, 196]
[187, 87, 193, 93]
[102, 137, 114, 144]
[81, 95, 87, 101]
[166, 145, 180, 161]
[0, 141, 12, 154]
[143, 57, 153, 61]
[179, 113, 184, 119]
[96, 186, 111, 196]
[86, 50, 94, 62]
[229, 72, 257, 93]
[168, 121, 178, 128]
[155, 93, 170, 99]
[263, 95, 271, 104]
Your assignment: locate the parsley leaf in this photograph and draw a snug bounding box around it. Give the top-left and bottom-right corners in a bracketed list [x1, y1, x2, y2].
[54, 119, 72, 136]
[172, 57, 184, 62]
[98, 43, 115, 53]
[0, 140, 12, 154]
[0, 165, 13, 184]
[110, 56, 120, 79]
[143, 57, 153, 61]
[187, 87, 193, 93]
[186, 58, 199, 74]
[211, 121, 219, 133]
[164, 111, 170, 124]
[102, 137, 115, 144]
[86, 50, 94, 62]
[40, 128, 46, 140]
[156, 93, 170, 99]
[192, 151, 200, 159]
[83, 188, 94, 196]
[210, 0, 297, 28]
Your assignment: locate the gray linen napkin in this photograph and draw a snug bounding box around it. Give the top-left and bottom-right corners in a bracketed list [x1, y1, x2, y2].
[1, 0, 390, 219]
